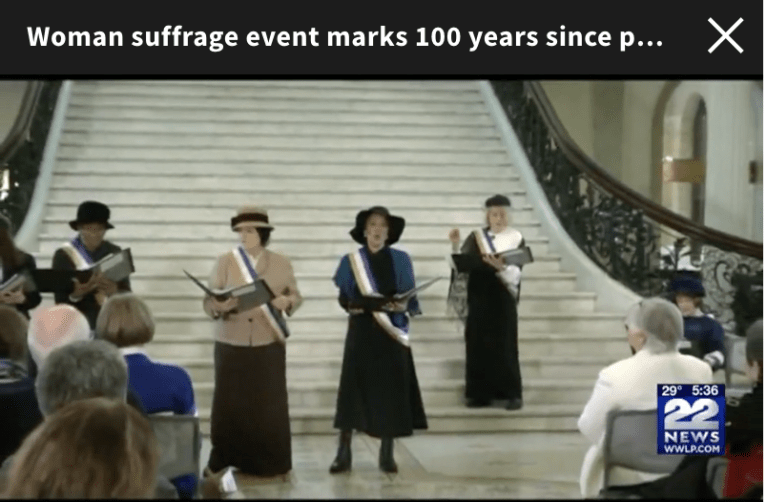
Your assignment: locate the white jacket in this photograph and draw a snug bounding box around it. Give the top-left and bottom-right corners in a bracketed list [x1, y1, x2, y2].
[578, 347, 713, 498]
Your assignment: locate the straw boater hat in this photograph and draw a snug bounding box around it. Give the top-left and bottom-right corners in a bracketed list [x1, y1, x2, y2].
[231, 206, 274, 231]
[349, 206, 405, 245]
[69, 201, 114, 231]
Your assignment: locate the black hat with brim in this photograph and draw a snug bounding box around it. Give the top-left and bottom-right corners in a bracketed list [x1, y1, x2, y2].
[485, 194, 512, 208]
[69, 201, 115, 231]
[349, 206, 406, 245]
[669, 275, 706, 297]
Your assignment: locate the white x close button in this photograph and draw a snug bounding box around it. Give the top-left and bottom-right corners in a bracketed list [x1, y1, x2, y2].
[708, 17, 744, 54]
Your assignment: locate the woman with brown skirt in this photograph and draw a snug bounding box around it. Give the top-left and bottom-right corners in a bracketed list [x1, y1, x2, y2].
[202, 206, 302, 479]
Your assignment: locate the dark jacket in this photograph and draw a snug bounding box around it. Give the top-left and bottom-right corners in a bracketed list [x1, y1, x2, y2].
[51, 240, 131, 329]
[2, 252, 42, 319]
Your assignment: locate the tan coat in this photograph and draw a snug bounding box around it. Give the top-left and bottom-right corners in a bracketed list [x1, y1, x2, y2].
[203, 248, 302, 347]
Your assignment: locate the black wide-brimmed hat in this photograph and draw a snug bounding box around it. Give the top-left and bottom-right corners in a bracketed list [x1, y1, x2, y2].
[669, 274, 706, 297]
[69, 201, 114, 231]
[485, 194, 512, 208]
[349, 206, 406, 245]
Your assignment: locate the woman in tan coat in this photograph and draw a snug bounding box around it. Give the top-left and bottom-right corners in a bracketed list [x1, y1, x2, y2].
[202, 206, 302, 479]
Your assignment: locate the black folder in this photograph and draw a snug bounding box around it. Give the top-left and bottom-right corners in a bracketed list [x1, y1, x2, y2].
[184, 270, 275, 313]
[348, 277, 441, 312]
[452, 245, 534, 273]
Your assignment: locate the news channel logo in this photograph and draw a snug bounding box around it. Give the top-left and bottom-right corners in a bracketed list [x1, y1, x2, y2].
[657, 384, 725, 455]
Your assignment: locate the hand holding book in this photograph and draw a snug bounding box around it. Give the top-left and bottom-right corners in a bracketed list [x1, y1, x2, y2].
[0, 289, 25, 305]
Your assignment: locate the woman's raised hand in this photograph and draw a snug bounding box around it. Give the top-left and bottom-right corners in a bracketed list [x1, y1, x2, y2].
[448, 228, 460, 245]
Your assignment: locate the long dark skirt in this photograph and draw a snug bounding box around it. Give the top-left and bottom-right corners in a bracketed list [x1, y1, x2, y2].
[333, 314, 428, 438]
[207, 341, 291, 476]
[464, 269, 522, 403]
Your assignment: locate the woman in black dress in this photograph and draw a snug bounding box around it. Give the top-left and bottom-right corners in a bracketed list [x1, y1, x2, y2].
[448, 194, 525, 410]
[329, 206, 427, 474]
[0, 214, 41, 320]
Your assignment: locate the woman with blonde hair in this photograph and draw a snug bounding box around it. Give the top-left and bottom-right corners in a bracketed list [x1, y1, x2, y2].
[3, 397, 159, 498]
[96, 292, 197, 498]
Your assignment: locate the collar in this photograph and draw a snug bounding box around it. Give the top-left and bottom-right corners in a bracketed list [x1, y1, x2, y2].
[488, 227, 514, 237]
[120, 346, 148, 357]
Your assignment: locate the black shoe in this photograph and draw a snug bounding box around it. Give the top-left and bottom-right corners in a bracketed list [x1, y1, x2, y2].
[466, 399, 491, 408]
[329, 431, 352, 474]
[506, 398, 523, 410]
[379, 438, 398, 474]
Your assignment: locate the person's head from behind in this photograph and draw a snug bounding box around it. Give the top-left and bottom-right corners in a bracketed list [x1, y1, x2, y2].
[745, 319, 763, 384]
[27, 305, 91, 367]
[95, 293, 155, 349]
[35, 339, 128, 416]
[624, 297, 684, 354]
[0, 304, 29, 365]
[4, 397, 159, 499]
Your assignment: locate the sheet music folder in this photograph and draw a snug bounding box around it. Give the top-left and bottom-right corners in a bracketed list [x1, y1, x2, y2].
[452, 245, 534, 273]
[348, 277, 441, 312]
[0, 270, 37, 294]
[32, 249, 136, 293]
[183, 270, 275, 313]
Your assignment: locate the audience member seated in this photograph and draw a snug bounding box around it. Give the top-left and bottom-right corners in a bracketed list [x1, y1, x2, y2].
[577, 297, 714, 498]
[0, 305, 43, 466]
[3, 397, 159, 499]
[96, 292, 198, 499]
[0, 339, 179, 498]
[27, 303, 147, 413]
[596, 319, 763, 499]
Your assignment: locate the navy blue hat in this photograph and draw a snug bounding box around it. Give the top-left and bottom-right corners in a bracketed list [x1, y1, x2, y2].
[485, 194, 511, 208]
[670, 275, 706, 297]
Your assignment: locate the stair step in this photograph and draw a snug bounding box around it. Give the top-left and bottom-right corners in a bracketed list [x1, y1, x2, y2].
[189, 378, 596, 409]
[160, 355, 610, 382]
[46, 188, 531, 209]
[33, 253, 563, 276]
[63, 108, 497, 126]
[37, 234, 550, 257]
[58, 145, 511, 164]
[71, 84, 484, 103]
[54, 160, 515, 178]
[85, 271, 575, 295]
[140, 292, 596, 316]
[192, 403, 584, 435]
[49, 173, 522, 193]
[67, 95, 492, 115]
[146, 334, 628, 359]
[74, 80, 481, 92]
[62, 120, 501, 139]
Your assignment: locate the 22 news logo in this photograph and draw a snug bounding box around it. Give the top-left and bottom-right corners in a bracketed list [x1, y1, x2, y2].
[657, 384, 725, 455]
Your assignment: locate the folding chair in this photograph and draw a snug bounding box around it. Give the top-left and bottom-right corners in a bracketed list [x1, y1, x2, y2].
[149, 415, 201, 498]
[600, 409, 685, 497]
[705, 457, 729, 499]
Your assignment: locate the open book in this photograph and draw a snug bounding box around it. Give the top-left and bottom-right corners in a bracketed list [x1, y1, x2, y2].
[451, 245, 534, 273]
[348, 277, 441, 312]
[75, 248, 136, 283]
[0, 270, 36, 294]
[184, 270, 275, 313]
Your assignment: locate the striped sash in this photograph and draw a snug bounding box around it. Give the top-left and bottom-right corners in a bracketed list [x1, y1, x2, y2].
[231, 246, 289, 343]
[348, 249, 410, 347]
[473, 228, 497, 255]
[61, 236, 94, 270]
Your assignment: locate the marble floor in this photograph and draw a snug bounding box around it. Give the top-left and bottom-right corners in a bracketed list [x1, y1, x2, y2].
[199, 432, 590, 499]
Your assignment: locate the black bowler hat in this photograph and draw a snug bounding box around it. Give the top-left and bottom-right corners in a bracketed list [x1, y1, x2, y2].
[485, 194, 512, 208]
[69, 201, 114, 231]
[349, 206, 406, 245]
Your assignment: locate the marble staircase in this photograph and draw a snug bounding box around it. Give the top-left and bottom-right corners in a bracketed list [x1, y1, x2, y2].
[32, 80, 628, 435]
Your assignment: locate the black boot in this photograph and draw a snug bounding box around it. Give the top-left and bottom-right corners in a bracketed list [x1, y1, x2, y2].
[379, 437, 398, 474]
[329, 430, 352, 474]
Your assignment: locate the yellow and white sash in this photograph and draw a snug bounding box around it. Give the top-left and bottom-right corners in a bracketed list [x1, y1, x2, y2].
[348, 249, 410, 347]
[231, 247, 288, 343]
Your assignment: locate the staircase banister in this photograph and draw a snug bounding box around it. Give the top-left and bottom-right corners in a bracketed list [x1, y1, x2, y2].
[0, 81, 45, 166]
[522, 81, 762, 259]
